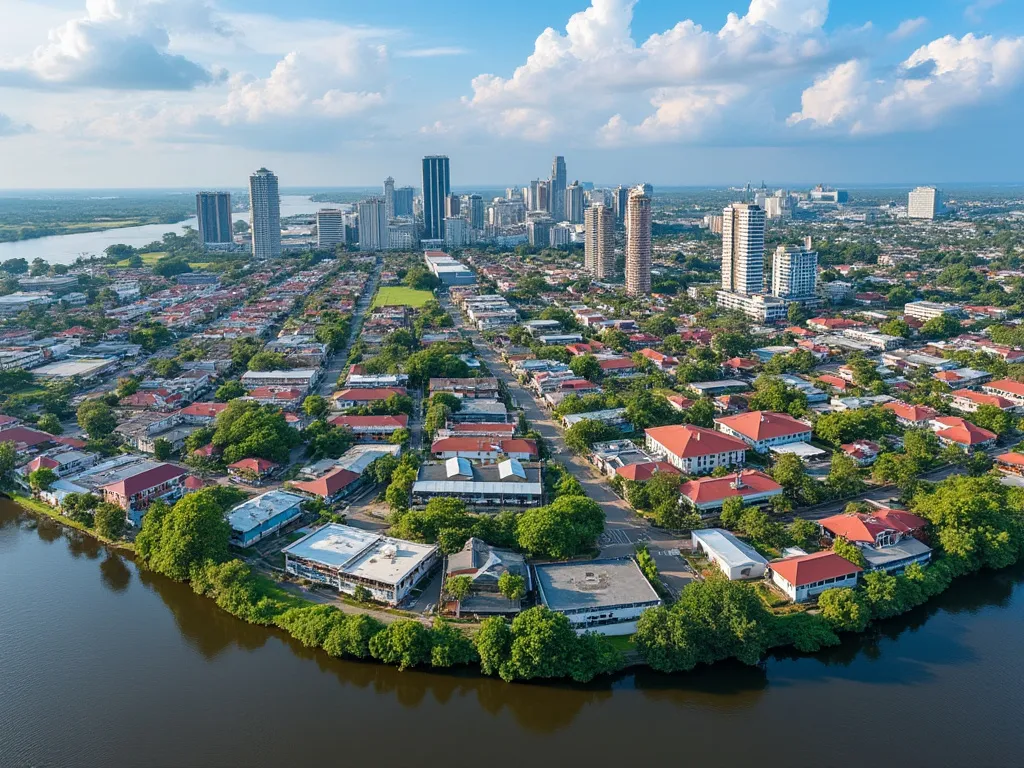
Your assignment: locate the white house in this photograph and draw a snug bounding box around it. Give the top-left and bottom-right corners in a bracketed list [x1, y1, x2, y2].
[691, 529, 768, 581]
[768, 551, 862, 603]
[644, 424, 747, 474]
[714, 411, 812, 453]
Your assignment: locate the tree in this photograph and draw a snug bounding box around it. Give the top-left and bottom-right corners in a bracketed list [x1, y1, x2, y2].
[28, 467, 58, 492]
[37, 413, 63, 435]
[500, 606, 579, 681]
[569, 354, 602, 381]
[0, 441, 16, 479]
[368, 620, 434, 670]
[215, 380, 246, 402]
[826, 452, 865, 497]
[497, 572, 526, 606]
[430, 619, 478, 668]
[787, 302, 806, 325]
[787, 519, 819, 549]
[642, 314, 677, 338]
[135, 489, 233, 581]
[921, 313, 961, 340]
[444, 575, 473, 604]
[153, 438, 173, 461]
[353, 585, 372, 603]
[247, 351, 292, 372]
[972, 404, 1013, 435]
[302, 394, 330, 421]
[76, 399, 117, 438]
[475, 617, 513, 677]
[424, 403, 451, 437]
[151, 358, 180, 378]
[719, 496, 745, 528]
[564, 419, 620, 453]
[818, 587, 870, 632]
[739, 508, 790, 551]
[2, 257, 28, 274]
[212, 400, 300, 464]
[771, 453, 808, 502]
[712, 330, 753, 358]
[685, 398, 716, 428]
[748, 375, 807, 416]
[880, 319, 912, 338]
[93, 502, 127, 540]
[831, 536, 866, 567]
[152, 257, 192, 277]
[516, 495, 605, 559]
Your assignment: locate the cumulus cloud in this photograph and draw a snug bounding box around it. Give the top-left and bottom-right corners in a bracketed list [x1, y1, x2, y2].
[889, 17, 928, 41]
[464, 0, 834, 144]
[397, 47, 469, 58]
[0, 0, 229, 90]
[789, 33, 1024, 134]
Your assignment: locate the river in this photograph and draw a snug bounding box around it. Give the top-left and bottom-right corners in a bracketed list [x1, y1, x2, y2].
[0, 196, 333, 266]
[2, 498, 1023, 768]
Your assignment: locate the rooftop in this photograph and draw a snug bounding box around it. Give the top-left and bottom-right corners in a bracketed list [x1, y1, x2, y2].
[535, 558, 662, 613]
[227, 490, 304, 534]
[691, 529, 768, 570]
[646, 424, 748, 458]
[770, 551, 863, 587]
[715, 411, 811, 441]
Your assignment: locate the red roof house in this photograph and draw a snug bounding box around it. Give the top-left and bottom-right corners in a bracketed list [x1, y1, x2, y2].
[645, 424, 748, 474]
[615, 461, 681, 482]
[713, 411, 812, 452]
[769, 551, 862, 602]
[679, 470, 783, 512]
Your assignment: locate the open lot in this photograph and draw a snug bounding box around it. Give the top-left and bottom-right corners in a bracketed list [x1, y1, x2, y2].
[371, 286, 433, 308]
[117, 251, 167, 266]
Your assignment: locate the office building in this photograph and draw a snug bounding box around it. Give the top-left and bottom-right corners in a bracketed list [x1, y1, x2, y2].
[908, 186, 942, 220]
[809, 185, 848, 203]
[248, 167, 281, 259]
[550, 155, 567, 221]
[445, 194, 461, 219]
[565, 181, 585, 224]
[316, 208, 346, 249]
[550, 223, 572, 248]
[721, 203, 765, 295]
[585, 204, 615, 280]
[613, 186, 628, 224]
[771, 237, 818, 299]
[195, 192, 233, 244]
[357, 197, 388, 251]
[393, 186, 414, 217]
[383, 176, 395, 221]
[388, 221, 417, 250]
[625, 186, 652, 296]
[421, 155, 451, 240]
[467, 194, 484, 230]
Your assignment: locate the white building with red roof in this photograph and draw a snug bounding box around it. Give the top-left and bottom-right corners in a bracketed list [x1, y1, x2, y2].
[882, 400, 939, 428]
[679, 470, 783, 513]
[982, 379, 1024, 407]
[996, 452, 1024, 476]
[431, 437, 538, 461]
[645, 424, 748, 474]
[950, 388, 1016, 413]
[666, 394, 695, 412]
[100, 463, 189, 525]
[331, 387, 407, 409]
[769, 551, 862, 603]
[615, 461, 680, 483]
[637, 348, 679, 371]
[329, 414, 409, 442]
[929, 416, 997, 452]
[840, 439, 882, 466]
[713, 411, 812, 453]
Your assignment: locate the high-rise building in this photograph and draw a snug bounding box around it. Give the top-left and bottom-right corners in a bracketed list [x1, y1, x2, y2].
[771, 237, 817, 299]
[565, 181, 585, 224]
[550, 223, 573, 248]
[550, 156, 567, 221]
[585, 204, 615, 280]
[421, 155, 450, 240]
[249, 168, 281, 259]
[468, 194, 484, 230]
[388, 221, 417, 250]
[537, 180, 550, 214]
[196, 192, 233, 245]
[527, 218, 552, 248]
[625, 186, 652, 297]
[908, 186, 942, 220]
[393, 187, 414, 217]
[720, 203, 766, 296]
[445, 194, 461, 219]
[316, 209, 346, 249]
[444, 217, 467, 248]
[357, 197, 388, 251]
[613, 186, 629, 225]
[383, 177, 396, 221]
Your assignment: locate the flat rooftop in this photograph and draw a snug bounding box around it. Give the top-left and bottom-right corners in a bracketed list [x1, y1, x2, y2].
[283, 523, 436, 586]
[227, 490, 304, 533]
[65, 456, 164, 491]
[535, 559, 662, 613]
[31, 358, 115, 378]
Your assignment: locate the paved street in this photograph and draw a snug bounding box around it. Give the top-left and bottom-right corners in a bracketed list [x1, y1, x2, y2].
[317, 256, 382, 396]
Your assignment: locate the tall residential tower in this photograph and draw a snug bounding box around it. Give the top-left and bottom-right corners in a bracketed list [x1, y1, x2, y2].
[720, 203, 765, 295]
[383, 177, 395, 221]
[585, 204, 615, 280]
[421, 155, 451, 241]
[248, 168, 281, 259]
[550, 156, 567, 222]
[625, 186, 652, 297]
[771, 237, 818, 299]
[196, 192, 232, 245]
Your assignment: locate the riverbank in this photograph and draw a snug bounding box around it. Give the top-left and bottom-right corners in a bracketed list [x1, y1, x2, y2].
[7, 492, 136, 554]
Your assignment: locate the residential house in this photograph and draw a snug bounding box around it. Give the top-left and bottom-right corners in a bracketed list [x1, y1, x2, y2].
[982, 379, 1024, 407]
[769, 552, 863, 603]
[929, 416, 997, 453]
[328, 414, 409, 442]
[645, 424, 748, 475]
[679, 470, 783, 514]
[714, 411, 813, 453]
[950, 389, 1016, 414]
[882, 400, 939, 428]
[429, 377, 500, 399]
[227, 457, 279, 484]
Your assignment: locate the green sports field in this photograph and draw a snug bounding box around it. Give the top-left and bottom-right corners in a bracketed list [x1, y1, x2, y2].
[371, 286, 434, 308]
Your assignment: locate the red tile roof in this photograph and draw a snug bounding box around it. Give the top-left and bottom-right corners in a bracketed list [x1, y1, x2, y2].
[667, 395, 695, 411]
[431, 437, 538, 457]
[54, 436, 87, 449]
[645, 424, 748, 458]
[723, 357, 760, 370]
[714, 411, 811, 441]
[615, 461, 680, 482]
[639, 348, 678, 365]
[997, 452, 1024, 467]
[228, 458, 278, 473]
[985, 379, 1024, 397]
[951, 389, 1013, 409]
[770, 551, 863, 587]
[816, 374, 849, 390]
[102, 463, 186, 499]
[0, 426, 54, 449]
[26, 456, 59, 472]
[883, 400, 938, 423]
[248, 387, 303, 401]
[932, 416, 996, 446]
[178, 402, 228, 418]
[679, 470, 782, 505]
[598, 357, 635, 370]
[329, 414, 409, 429]
[291, 467, 361, 498]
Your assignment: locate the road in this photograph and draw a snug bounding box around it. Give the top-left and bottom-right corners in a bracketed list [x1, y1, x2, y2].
[317, 256, 382, 396]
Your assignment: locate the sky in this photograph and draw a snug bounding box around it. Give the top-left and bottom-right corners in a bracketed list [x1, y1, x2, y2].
[0, 0, 1022, 189]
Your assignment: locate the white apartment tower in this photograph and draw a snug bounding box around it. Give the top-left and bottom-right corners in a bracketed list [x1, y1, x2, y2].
[316, 209, 345, 249]
[383, 177, 396, 221]
[908, 187, 942, 220]
[565, 181, 585, 224]
[585, 204, 615, 280]
[625, 186, 652, 297]
[248, 168, 281, 259]
[357, 197, 388, 251]
[771, 237, 818, 299]
[721, 203, 766, 295]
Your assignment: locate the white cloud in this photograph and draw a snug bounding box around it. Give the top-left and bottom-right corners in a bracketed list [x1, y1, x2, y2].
[0, 0, 228, 90]
[464, 0, 834, 145]
[0, 113, 33, 136]
[889, 17, 928, 41]
[789, 33, 1024, 134]
[396, 47, 469, 58]
[966, 0, 1004, 24]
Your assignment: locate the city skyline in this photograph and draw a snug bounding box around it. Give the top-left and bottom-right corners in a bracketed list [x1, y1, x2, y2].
[0, 0, 1022, 188]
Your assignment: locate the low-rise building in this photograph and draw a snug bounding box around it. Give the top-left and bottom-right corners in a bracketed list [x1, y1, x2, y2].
[561, 408, 631, 432]
[283, 524, 439, 605]
[929, 416, 996, 453]
[949, 389, 1015, 413]
[882, 400, 939, 428]
[429, 377, 500, 399]
[714, 411, 812, 453]
[534, 558, 662, 636]
[227, 490, 305, 548]
[904, 300, 962, 322]
[430, 437, 538, 461]
[769, 551, 862, 603]
[99, 462, 189, 526]
[445, 537, 530, 615]
[328, 414, 409, 442]
[239, 369, 320, 393]
[680, 470, 783, 513]
[644, 424, 748, 475]
[691, 528, 768, 580]
[982, 379, 1024, 407]
[411, 458, 543, 507]
[331, 387, 407, 409]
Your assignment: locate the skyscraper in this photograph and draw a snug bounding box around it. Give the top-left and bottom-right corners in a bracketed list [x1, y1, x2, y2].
[565, 181, 585, 224]
[196, 192, 232, 245]
[550, 156, 567, 221]
[468, 194, 484, 230]
[771, 237, 818, 299]
[625, 186, 652, 297]
[421, 155, 450, 241]
[585, 204, 615, 280]
[393, 187, 414, 217]
[249, 168, 281, 259]
[316, 209, 345, 249]
[613, 186, 628, 225]
[536, 180, 550, 214]
[383, 177, 395, 221]
[721, 203, 766, 296]
[908, 186, 942, 220]
[357, 197, 388, 251]
[445, 194, 461, 219]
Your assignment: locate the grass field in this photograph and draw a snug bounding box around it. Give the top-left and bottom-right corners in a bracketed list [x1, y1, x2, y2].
[117, 251, 167, 266]
[371, 286, 434, 308]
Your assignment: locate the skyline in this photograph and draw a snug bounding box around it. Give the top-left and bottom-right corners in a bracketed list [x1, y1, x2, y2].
[0, 0, 1022, 187]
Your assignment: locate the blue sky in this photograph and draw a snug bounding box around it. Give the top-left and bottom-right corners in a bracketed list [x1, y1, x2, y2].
[0, 0, 1021, 188]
